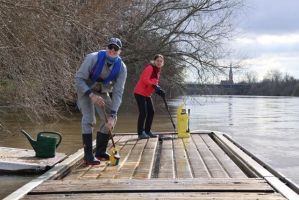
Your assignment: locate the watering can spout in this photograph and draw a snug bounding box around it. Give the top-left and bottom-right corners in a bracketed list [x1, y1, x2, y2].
[20, 129, 38, 152]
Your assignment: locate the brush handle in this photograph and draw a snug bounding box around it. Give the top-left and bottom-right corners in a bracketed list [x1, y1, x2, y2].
[162, 96, 176, 133]
[102, 107, 116, 148]
[187, 109, 190, 132]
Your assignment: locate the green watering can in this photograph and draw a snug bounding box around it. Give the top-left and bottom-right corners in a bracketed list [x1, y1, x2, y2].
[20, 129, 62, 158]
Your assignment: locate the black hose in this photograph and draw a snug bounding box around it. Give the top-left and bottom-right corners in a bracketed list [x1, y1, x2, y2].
[162, 96, 176, 133]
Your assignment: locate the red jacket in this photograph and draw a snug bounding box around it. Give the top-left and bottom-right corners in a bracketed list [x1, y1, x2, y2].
[134, 64, 161, 97]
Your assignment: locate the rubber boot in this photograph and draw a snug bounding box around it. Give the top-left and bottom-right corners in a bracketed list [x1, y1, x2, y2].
[145, 131, 157, 138]
[138, 131, 149, 140]
[82, 134, 101, 165]
[95, 132, 110, 161]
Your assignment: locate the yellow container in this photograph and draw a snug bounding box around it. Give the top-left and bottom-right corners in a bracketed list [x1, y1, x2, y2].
[176, 104, 190, 138]
[109, 147, 120, 166]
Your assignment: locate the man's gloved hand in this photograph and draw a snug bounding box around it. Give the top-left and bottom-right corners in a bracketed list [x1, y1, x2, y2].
[155, 85, 166, 98]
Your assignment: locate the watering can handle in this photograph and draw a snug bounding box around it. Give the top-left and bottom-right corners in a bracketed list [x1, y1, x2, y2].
[37, 131, 62, 147]
[54, 132, 62, 147]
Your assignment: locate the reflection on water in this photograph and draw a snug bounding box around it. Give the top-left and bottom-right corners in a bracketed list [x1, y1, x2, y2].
[228, 96, 233, 126]
[1, 95, 299, 198]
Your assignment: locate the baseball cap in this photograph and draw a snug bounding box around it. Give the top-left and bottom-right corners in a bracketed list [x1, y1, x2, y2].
[108, 37, 122, 49]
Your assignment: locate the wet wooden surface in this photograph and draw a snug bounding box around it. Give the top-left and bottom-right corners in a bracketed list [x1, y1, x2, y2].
[20, 133, 288, 200]
[0, 147, 66, 173]
[22, 192, 287, 200]
[31, 178, 273, 193]
[63, 134, 246, 180]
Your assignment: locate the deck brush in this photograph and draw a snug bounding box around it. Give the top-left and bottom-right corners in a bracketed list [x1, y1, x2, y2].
[102, 106, 120, 166]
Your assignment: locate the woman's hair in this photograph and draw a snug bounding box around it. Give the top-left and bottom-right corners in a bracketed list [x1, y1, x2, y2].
[154, 54, 164, 60]
[150, 54, 164, 66]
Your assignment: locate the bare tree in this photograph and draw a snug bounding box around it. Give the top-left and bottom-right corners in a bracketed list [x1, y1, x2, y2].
[122, 0, 243, 88]
[264, 69, 283, 83]
[0, 0, 243, 124]
[243, 70, 258, 84]
[0, 0, 131, 122]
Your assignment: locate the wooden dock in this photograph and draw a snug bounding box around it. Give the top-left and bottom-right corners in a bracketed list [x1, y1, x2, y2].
[0, 147, 66, 174]
[4, 131, 299, 200]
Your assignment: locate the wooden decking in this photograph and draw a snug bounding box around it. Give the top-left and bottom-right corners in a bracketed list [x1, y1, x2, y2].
[5, 132, 299, 200]
[0, 147, 66, 173]
[63, 134, 246, 180]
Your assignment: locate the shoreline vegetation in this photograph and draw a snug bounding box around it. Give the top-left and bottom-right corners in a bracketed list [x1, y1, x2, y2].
[185, 73, 299, 96]
[1, 74, 299, 129]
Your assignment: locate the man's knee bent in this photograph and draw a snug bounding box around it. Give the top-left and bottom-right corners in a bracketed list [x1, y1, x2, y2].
[81, 115, 96, 133]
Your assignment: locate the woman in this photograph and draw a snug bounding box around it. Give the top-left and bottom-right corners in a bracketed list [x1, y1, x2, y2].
[134, 54, 165, 139]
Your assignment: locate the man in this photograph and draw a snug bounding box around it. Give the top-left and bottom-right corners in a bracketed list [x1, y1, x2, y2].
[75, 37, 127, 165]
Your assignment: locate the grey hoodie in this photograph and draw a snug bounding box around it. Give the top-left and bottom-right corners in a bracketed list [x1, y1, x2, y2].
[75, 51, 127, 114]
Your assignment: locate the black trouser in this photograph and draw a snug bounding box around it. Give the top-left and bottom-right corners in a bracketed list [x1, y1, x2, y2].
[134, 93, 155, 135]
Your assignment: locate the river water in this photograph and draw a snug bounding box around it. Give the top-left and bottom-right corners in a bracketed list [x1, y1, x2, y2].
[1, 95, 299, 198]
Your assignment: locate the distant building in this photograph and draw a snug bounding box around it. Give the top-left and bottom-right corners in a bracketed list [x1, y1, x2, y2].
[220, 65, 234, 85]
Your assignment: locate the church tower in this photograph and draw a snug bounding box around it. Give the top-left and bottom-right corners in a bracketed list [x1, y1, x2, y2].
[229, 64, 233, 84]
[220, 64, 234, 85]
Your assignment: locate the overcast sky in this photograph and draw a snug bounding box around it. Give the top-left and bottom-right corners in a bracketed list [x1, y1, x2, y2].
[231, 0, 299, 81]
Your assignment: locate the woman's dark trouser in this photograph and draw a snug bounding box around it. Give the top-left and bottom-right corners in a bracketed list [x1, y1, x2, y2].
[134, 93, 154, 135]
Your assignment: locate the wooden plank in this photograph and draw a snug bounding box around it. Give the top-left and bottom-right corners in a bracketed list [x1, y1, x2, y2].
[31, 178, 274, 193]
[183, 137, 210, 178]
[114, 138, 148, 179]
[190, 130, 214, 134]
[111, 131, 211, 136]
[173, 139, 192, 178]
[61, 135, 126, 181]
[97, 135, 137, 179]
[192, 134, 229, 178]
[78, 162, 109, 179]
[265, 177, 299, 200]
[63, 136, 123, 180]
[115, 131, 176, 135]
[133, 137, 158, 179]
[158, 135, 175, 178]
[61, 164, 91, 180]
[64, 136, 132, 181]
[77, 136, 124, 179]
[200, 134, 247, 178]
[22, 192, 287, 200]
[0, 147, 66, 173]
